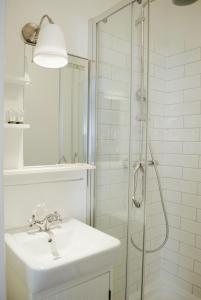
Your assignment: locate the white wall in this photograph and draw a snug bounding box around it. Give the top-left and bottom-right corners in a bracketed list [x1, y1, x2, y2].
[0, 0, 5, 298]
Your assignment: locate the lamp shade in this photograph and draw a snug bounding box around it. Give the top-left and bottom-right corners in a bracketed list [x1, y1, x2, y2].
[33, 23, 68, 68]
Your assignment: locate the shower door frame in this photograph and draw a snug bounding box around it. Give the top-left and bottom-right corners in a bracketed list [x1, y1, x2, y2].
[88, 1, 151, 299]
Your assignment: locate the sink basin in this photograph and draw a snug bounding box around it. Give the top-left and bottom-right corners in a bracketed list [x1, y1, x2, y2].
[5, 219, 120, 294]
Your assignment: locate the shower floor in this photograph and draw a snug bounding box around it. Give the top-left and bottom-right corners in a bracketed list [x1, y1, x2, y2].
[129, 283, 200, 300]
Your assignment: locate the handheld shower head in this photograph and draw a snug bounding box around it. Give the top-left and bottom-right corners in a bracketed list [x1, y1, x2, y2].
[173, 0, 198, 5]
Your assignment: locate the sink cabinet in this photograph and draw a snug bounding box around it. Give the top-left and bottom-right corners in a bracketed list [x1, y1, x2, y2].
[37, 272, 111, 300]
[7, 270, 112, 300]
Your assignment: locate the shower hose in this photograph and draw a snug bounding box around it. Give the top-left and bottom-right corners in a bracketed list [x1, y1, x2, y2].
[130, 142, 169, 253]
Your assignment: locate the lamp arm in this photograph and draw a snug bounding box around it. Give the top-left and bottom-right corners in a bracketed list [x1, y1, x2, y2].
[29, 15, 54, 45]
[38, 15, 54, 29]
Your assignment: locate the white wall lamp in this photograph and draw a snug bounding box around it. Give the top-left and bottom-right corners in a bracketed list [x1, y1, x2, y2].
[22, 15, 68, 68]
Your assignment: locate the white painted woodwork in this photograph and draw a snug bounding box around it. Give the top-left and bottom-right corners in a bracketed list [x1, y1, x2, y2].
[0, 0, 6, 298]
[4, 169, 88, 229]
[7, 269, 111, 300]
[39, 273, 110, 300]
[4, 129, 24, 169]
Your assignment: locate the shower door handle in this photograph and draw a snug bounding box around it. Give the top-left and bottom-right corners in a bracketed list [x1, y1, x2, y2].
[132, 162, 144, 208]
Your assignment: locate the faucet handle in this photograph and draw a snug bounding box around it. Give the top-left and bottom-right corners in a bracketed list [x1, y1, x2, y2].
[54, 211, 62, 222]
[46, 211, 62, 224]
[28, 214, 43, 231]
[28, 214, 36, 227]
[28, 211, 62, 232]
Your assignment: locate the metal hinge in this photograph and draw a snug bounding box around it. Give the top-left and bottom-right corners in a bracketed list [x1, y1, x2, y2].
[109, 290, 111, 300]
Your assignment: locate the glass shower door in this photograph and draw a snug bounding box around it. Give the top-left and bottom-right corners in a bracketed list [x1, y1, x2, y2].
[94, 6, 133, 299]
[93, 1, 150, 300]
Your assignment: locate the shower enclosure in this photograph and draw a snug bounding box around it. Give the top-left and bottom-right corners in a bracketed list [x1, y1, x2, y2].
[89, 0, 201, 299]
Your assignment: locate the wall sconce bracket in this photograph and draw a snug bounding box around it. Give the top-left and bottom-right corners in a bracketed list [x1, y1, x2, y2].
[22, 15, 54, 46]
[22, 23, 39, 46]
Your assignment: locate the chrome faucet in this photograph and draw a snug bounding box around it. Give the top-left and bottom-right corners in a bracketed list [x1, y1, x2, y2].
[28, 211, 62, 232]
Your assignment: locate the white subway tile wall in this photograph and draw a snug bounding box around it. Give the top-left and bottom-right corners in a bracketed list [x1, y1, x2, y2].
[148, 43, 201, 298]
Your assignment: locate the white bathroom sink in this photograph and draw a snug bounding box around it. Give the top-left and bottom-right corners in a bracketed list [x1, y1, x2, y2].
[5, 219, 120, 294]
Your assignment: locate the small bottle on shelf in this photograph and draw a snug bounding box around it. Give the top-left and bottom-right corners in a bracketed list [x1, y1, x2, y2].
[5, 109, 24, 124]
[7, 110, 16, 124]
[16, 110, 24, 124]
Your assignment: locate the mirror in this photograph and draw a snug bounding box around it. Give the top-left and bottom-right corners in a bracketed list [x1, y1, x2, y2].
[23, 45, 88, 166]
